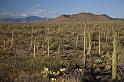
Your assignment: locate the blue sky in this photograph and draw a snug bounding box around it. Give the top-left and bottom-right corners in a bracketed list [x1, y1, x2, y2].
[0, 0, 124, 18]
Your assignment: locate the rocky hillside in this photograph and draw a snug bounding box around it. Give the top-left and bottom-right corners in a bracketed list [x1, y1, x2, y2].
[49, 12, 119, 22]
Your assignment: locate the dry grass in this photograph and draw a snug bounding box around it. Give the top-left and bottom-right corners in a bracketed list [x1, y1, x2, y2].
[0, 21, 124, 82]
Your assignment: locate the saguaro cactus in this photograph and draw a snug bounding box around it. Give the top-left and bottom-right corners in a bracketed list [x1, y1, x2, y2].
[83, 23, 86, 67]
[30, 27, 33, 50]
[87, 32, 91, 55]
[58, 41, 60, 54]
[47, 38, 50, 56]
[33, 37, 36, 59]
[57, 27, 60, 54]
[106, 28, 109, 43]
[112, 32, 117, 80]
[76, 34, 79, 50]
[98, 32, 101, 55]
[47, 27, 50, 56]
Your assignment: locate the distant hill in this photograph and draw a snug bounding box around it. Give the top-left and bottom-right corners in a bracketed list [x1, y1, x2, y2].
[0, 16, 49, 23]
[0, 13, 123, 23]
[49, 12, 123, 22]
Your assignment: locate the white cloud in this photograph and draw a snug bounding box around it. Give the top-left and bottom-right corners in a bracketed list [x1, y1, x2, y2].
[0, 11, 14, 18]
[0, 8, 59, 18]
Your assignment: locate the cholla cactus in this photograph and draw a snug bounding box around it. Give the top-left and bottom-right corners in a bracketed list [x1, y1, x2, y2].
[60, 68, 66, 72]
[41, 67, 49, 77]
[44, 67, 49, 72]
[51, 78, 57, 82]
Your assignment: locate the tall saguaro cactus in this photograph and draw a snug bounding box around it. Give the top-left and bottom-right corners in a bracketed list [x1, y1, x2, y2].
[58, 27, 60, 54]
[58, 40, 60, 54]
[98, 32, 101, 55]
[83, 23, 86, 67]
[47, 27, 50, 56]
[30, 27, 33, 50]
[76, 34, 79, 50]
[47, 37, 50, 56]
[33, 37, 36, 59]
[106, 28, 109, 43]
[112, 32, 117, 80]
[87, 32, 91, 55]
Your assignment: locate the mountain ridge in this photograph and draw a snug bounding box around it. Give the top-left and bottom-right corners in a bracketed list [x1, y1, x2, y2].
[49, 12, 124, 22]
[0, 16, 49, 23]
[0, 12, 124, 23]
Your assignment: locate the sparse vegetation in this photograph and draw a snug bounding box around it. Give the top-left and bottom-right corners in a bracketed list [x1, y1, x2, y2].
[0, 21, 124, 82]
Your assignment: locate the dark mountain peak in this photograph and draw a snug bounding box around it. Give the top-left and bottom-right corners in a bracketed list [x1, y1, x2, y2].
[101, 14, 111, 18]
[59, 14, 70, 18]
[101, 14, 108, 16]
[58, 12, 111, 19]
[78, 12, 94, 15]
